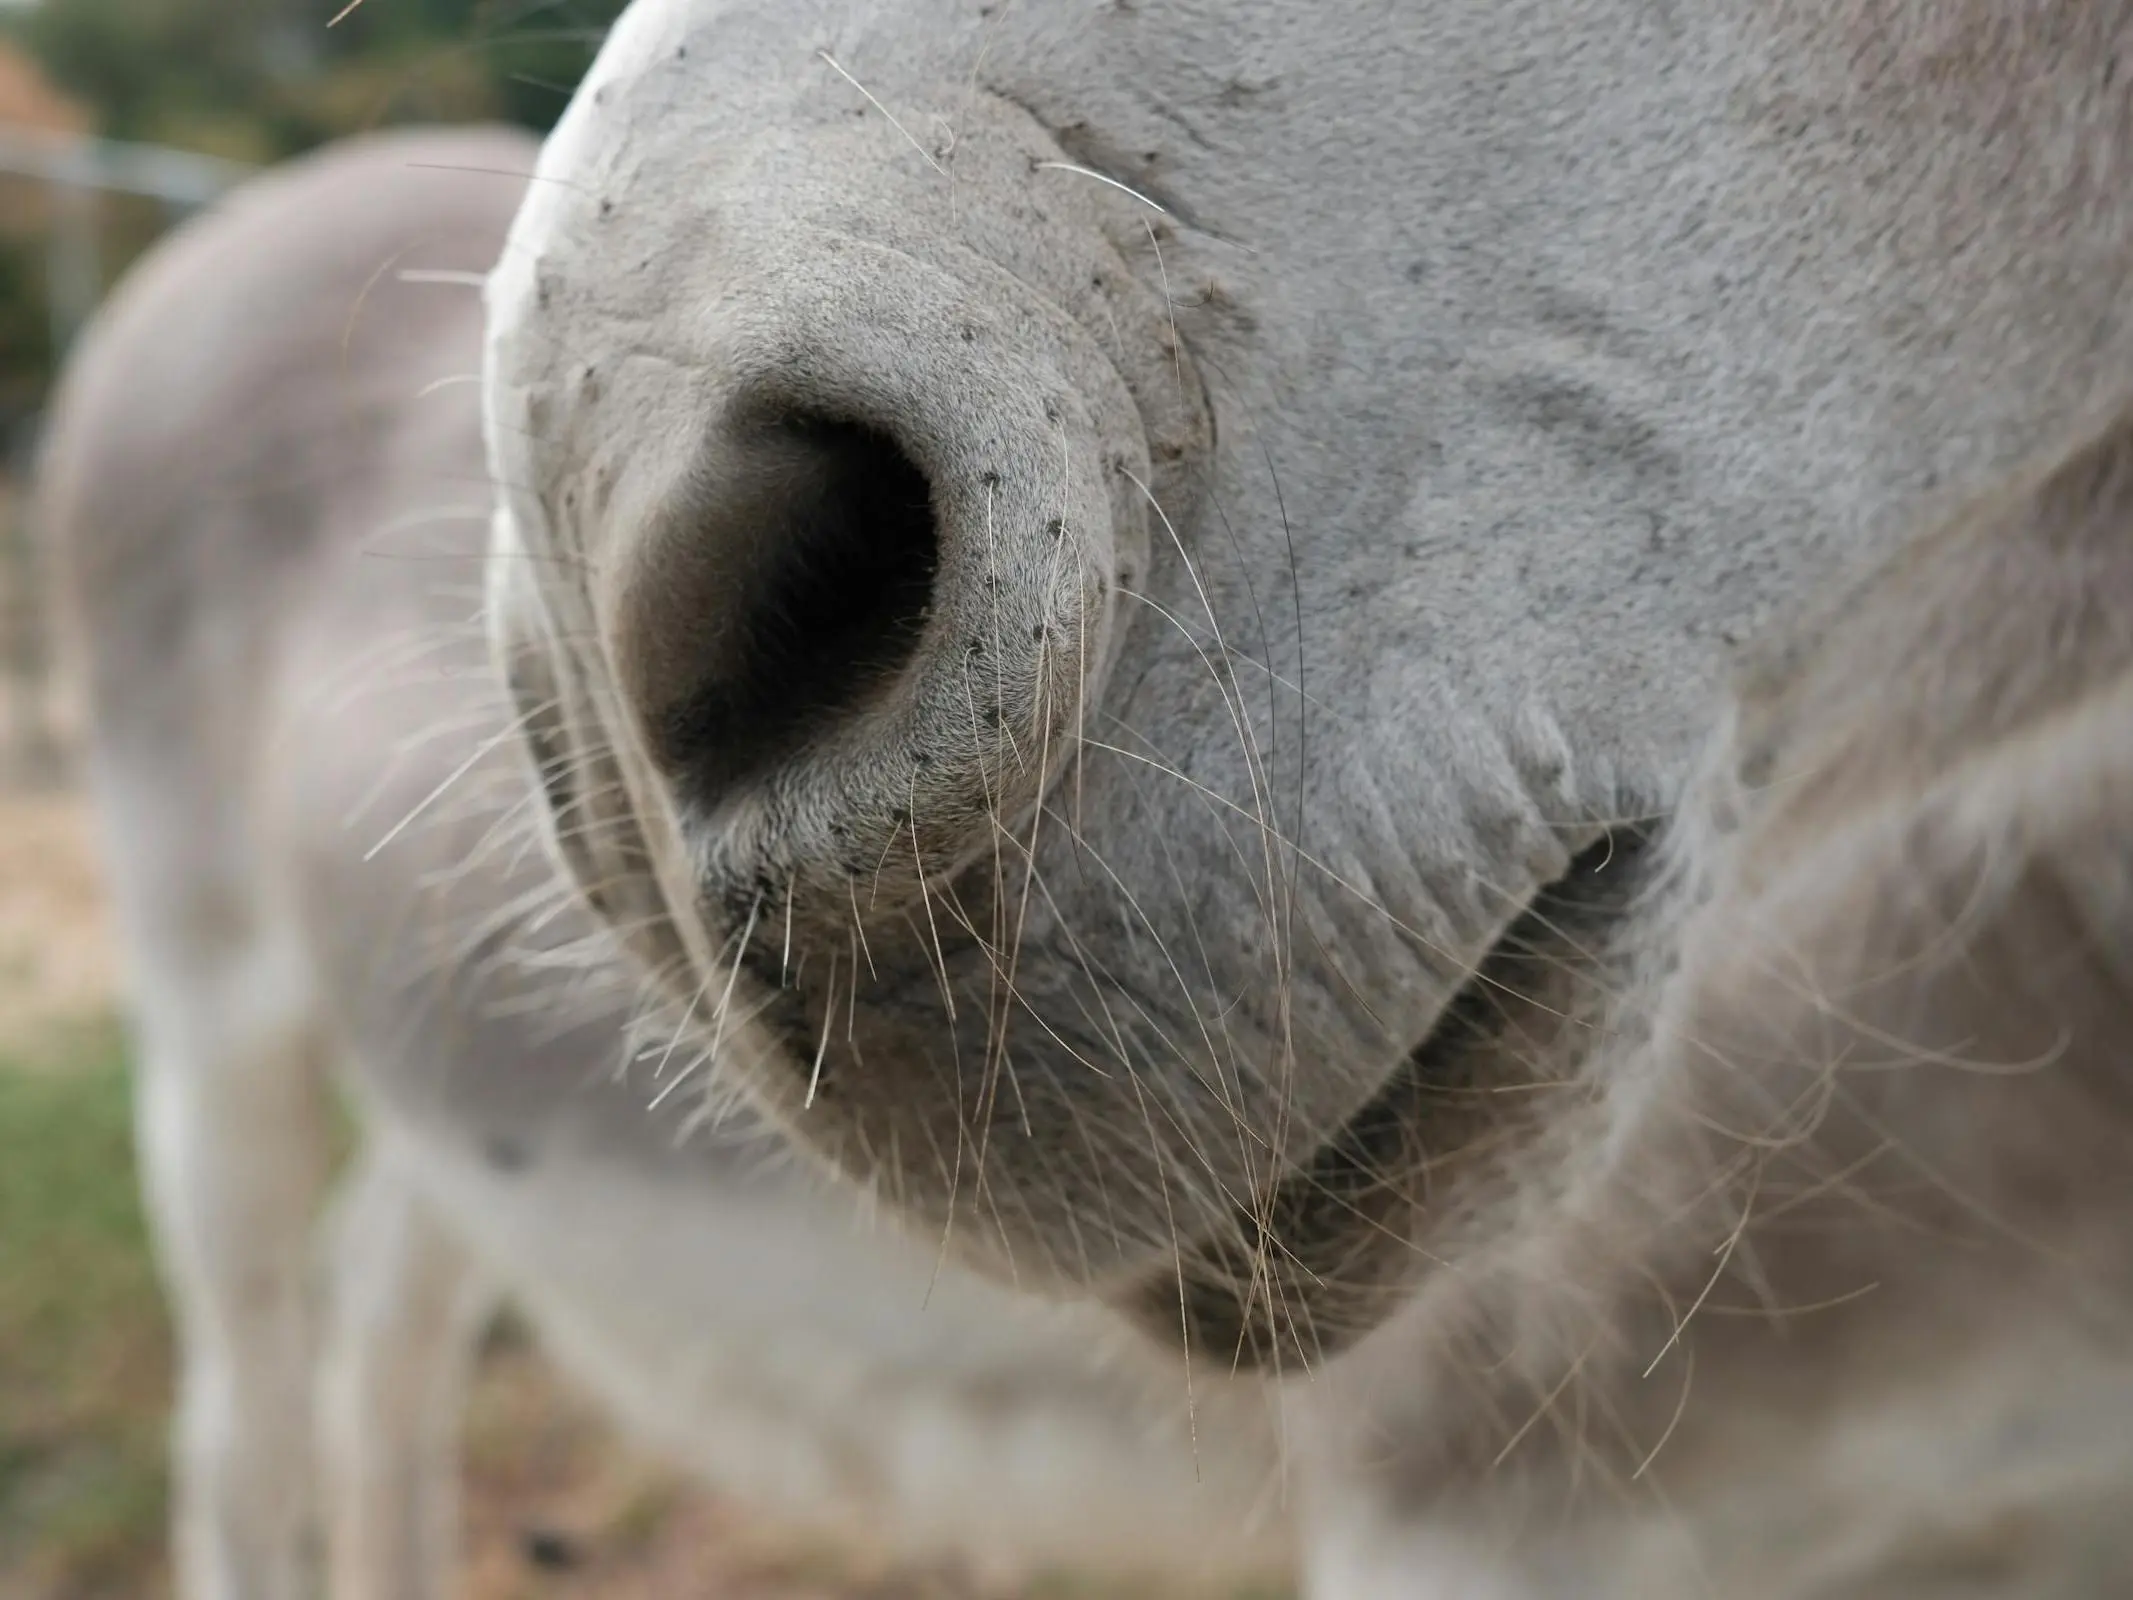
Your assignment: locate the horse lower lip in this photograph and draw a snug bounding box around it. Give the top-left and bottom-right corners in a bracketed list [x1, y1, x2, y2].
[1137, 828, 1651, 1369]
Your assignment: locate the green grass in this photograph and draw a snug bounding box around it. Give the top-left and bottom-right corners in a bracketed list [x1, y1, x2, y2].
[0, 1018, 172, 1600]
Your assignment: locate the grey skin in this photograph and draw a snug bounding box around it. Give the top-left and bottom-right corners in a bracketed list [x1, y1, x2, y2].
[45, 0, 2133, 1594]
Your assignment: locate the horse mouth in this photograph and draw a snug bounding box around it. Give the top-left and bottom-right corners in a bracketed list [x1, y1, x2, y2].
[1124, 828, 1653, 1373]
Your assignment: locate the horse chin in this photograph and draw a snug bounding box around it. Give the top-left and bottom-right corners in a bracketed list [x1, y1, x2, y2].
[1109, 828, 1655, 1373]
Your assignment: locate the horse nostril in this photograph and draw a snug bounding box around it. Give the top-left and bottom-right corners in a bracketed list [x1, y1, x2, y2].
[540, 197, 1203, 934]
[639, 415, 940, 799]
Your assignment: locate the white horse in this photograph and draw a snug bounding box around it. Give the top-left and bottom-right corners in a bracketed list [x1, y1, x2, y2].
[43, 0, 2133, 1595]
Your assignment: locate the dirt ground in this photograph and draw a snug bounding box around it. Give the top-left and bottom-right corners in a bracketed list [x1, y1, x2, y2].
[0, 787, 1031, 1600]
[0, 792, 114, 1046]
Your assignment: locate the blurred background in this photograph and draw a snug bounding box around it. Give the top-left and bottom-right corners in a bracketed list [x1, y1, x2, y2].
[0, 0, 627, 772]
[0, 5, 1120, 1596]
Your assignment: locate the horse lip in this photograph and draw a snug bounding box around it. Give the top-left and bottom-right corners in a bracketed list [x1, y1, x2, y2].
[1121, 828, 1653, 1372]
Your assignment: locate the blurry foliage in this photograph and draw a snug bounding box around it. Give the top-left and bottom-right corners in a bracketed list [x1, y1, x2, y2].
[11, 0, 626, 160]
[0, 236, 53, 428]
[0, 0, 624, 433]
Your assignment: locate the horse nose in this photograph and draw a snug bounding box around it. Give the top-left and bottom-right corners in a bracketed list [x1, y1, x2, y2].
[596, 233, 1181, 930]
[484, 100, 1209, 940]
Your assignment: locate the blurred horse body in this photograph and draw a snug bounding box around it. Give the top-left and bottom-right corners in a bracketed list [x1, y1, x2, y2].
[40, 127, 1286, 1599]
